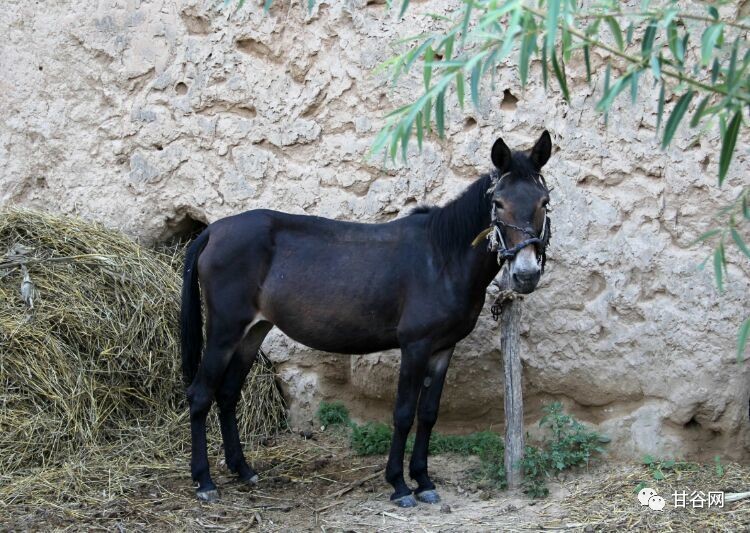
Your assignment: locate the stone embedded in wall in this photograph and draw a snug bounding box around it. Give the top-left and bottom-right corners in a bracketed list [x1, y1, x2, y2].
[1, 0, 748, 461]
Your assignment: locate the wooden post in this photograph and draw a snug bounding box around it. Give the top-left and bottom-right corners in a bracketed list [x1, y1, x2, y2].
[498, 267, 524, 489]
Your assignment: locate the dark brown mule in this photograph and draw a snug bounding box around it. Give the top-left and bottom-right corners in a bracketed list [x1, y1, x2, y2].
[181, 131, 553, 505]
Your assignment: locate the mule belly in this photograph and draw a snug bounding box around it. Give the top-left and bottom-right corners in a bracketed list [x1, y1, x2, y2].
[263, 292, 400, 354]
[272, 317, 399, 354]
[258, 244, 402, 354]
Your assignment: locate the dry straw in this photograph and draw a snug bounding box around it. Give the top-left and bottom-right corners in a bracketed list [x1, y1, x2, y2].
[0, 209, 285, 495]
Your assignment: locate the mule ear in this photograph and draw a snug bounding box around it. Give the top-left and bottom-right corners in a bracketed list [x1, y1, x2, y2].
[530, 130, 552, 170]
[491, 137, 512, 172]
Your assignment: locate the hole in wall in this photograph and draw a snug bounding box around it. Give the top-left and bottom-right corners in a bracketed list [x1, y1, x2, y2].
[38, 66, 43, 71]
[701, 155, 710, 171]
[159, 209, 208, 246]
[180, 12, 211, 35]
[175, 82, 189, 95]
[463, 117, 477, 131]
[683, 416, 701, 430]
[235, 38, 276, 61]
[155, 144, 164, 151]
[501, 89, 518, 111]
[235, 105, 256, 119]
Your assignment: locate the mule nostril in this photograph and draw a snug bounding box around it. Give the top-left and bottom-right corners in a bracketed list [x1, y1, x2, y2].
[513, 270, 540, 284]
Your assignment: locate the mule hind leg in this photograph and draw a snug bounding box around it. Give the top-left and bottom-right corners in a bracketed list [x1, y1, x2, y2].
[187, 308, 255, 501]
[216, 321, 273, 484]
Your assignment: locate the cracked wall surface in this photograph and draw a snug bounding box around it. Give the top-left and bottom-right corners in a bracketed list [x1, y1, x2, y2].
[1, 0, 749, 460]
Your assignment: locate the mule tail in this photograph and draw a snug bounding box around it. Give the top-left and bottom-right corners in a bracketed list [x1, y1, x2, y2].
[181, 230, 209, 386]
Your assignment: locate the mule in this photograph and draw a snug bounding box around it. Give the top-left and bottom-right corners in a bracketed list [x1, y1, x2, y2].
[181, 131, 553, 506]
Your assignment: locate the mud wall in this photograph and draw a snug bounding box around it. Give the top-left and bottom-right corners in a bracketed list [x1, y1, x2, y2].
[2, 0, 749, 460]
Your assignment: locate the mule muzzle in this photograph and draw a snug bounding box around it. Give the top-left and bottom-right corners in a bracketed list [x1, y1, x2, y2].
[511, 267, 541, 294]
[510, 246, 541, 294]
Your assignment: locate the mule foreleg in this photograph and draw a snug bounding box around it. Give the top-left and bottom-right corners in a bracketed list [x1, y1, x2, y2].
[408, 346, 454, 504]
[385, 341, 430, 507]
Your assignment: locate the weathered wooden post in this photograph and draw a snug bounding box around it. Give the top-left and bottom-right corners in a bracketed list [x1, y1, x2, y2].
[496, 267, 524, 489]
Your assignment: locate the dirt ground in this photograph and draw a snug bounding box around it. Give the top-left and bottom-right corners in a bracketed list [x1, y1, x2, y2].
[2, 430, 749, 532]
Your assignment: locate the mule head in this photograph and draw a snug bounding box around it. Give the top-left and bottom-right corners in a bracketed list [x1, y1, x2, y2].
[489, 131, 552, 294]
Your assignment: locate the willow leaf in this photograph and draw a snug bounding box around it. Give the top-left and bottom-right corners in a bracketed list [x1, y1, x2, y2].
[424, 46, 434, 89]
[719, 110, 741, 184]
[583, 44, 591, 83]
[604, 16, 624, 52]
[435, 88, 446, 137]
[661, 90, 694, 149]
[519, 25, 535, 86]
[701, 24, 724, 66]
[642, 21, 657, 57]
[399, 0, 410, 18]
[690, 95, 710, 128]
[713, 245, 725, 293]
[551, 52, 569, 102]
[656, 81, 665, 134]
[731, 228, 750, 259]
[545, 0, 561, 50]
[444, 34, 454, 61]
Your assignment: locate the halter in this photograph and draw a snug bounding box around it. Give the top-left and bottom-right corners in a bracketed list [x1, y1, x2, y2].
[484, 170, 552, 271]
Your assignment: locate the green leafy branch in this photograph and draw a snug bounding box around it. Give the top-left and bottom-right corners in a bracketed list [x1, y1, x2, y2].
[373, 0, 748, 182]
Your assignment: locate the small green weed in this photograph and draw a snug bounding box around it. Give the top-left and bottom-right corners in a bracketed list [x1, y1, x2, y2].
[714, 455, 725, 478]
[642, 455, 697, 480]
[520, 402, 608, 498]
[351, 422, 392, 455]
[428, 431, 504, 461]
[317, 401, 350, 428]
[635, 455, 702, 492]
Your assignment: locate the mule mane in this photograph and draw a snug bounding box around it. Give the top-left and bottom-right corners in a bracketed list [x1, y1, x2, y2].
[422, 174, 492, 263]
[411, 153, 544, 264]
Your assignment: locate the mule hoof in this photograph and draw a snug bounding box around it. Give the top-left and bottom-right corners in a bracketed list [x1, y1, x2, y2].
[241, 474, 259, 486]
[392, 494, 418, 508]
[416, 489, 440, 504]
[196, 489, 220, 502]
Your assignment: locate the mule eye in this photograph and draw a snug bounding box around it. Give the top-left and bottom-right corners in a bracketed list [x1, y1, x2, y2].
[494, 200, 505, 210]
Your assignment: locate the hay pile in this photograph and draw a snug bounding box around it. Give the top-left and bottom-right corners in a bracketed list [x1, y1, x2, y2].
[0, 209, 285, 479]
